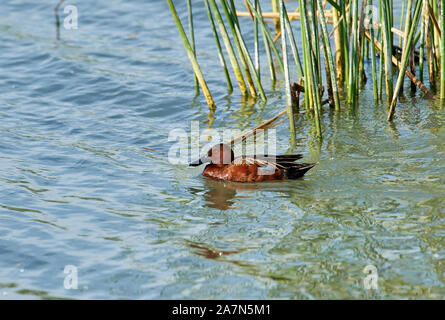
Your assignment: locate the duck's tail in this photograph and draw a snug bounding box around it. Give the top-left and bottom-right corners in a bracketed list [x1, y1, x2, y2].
[284, 163, 317, 179]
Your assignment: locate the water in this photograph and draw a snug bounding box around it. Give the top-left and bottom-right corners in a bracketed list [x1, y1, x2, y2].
[0, 0, 444, 299]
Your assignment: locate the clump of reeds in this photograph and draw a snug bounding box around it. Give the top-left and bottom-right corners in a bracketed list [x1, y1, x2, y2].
[167, 0, 444, 140]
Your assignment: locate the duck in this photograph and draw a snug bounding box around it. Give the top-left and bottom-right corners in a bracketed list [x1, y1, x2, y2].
[189, 143, 316, 183]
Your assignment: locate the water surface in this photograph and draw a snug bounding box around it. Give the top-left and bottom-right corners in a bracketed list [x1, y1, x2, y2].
[0, 0, 444, 299]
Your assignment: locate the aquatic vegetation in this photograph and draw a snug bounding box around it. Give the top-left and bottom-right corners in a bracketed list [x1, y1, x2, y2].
[168, 0, 445, 139]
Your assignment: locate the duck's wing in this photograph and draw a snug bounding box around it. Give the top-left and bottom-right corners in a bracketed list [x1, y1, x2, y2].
[284, 163, 317, 179]
[232, 154, 303, 169]
[232, 156, 278, 168]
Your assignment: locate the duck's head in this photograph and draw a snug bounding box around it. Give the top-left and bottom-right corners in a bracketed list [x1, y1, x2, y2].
[189, 143, 234, 167]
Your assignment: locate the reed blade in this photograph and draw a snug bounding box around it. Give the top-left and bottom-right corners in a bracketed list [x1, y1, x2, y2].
[440, 0, 445, 100]
[208, 0, 248, 96]
[166, 0, 216, 109]
[388, 0, 423, 120]
[187, 0, 199, 95]
[317, 0, 340, 111]
[204, 0, 233, 93]
[280, 0, 296, 135]
[220, 0, 257, 98]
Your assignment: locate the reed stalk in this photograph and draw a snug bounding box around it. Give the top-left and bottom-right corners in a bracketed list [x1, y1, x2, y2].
[300, 0, 322, 138]
[253, 0, 260, 77]
[358, 0, 368, 85]
[378, 4, 384, 99]
[399, 0, 406, 48]
[369, 0, 378, 102]
[220, 0, 257, 98]
[256, 0, 276, 81]
[221, 0, 267, 101]
[427, 15, 436, 90]
[400, 0, 412, 94]
[166, 0, 216, 109]
[347, 0, 359, 106]
[388, 0, 424, 120]
[204, 0, 233, 93]
[433, 1, 441, 72]
[271, 0, 281, 35]
[380, 0, 394, 103]
[187, 0, 199, 94]
[282, 3, 304, 78]
[280, 0, 296, 135]
[419, 0, 427, 84]
[402, 0, 412, 53]
[310, 1, 321, 85]
[441, 0, 445, 101]
[365, 30, 433, 97]
[317, 0, 340, 111]
[245, 0, 285, 74]
[208, 0, 248, 96]
[228, 0, 239, 25]
[332, 6, 344, 82]
[299, 2, 313, 111]
[54, 0, 66, 40]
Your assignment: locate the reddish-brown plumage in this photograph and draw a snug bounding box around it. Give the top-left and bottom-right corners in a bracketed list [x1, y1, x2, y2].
[190, 144, 316, 183]
[202, 163, 284, 182]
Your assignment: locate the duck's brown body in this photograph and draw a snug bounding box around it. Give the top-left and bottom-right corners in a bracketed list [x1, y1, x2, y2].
[190, 143, 316, 183]
[202, 163, 284, 182]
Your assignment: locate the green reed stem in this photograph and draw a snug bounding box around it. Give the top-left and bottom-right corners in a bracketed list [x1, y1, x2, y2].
[441, 0, 445, 101]
[426, 10, 435, 90]
[369, 0, 378, 102]
[220, 0, 257, 98]
[282, 3, 303, 78]
[317, 0, 340, 111]
[224, 2, 267, 101]
[256, 0, 276, 81]
[300, 0, 322, 139]
[399, 0, 405, 48]
[419, 0, 427, 83]
[187, 0, 199, 94]
[401, 0, 412, 93]
[208, 0, 248, 96]
[380, 0, 393, 103]
[271, 0, 280, 35]
[388, 0, 423, 120]
[279, 0, 295, 135]
[300, 2, 312, 111]
[166, 0, 216, 109]
[358, 0, 368, 85]
[340, 0, 349, 86]
[347, 0, 359, 106]
[245, 0, 285, 74]
[253, 0, 260, 77]
[310, 1, 321, 85]
[402, 0, 412, 53]
[204, 0, 233, 93]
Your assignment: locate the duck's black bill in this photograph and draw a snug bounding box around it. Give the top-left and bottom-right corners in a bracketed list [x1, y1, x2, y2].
[189, 154, 210, 166]
[189, 158, 203, 166]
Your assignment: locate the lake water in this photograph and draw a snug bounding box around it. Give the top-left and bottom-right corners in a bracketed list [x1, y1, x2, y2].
[0, 0, 443, 299]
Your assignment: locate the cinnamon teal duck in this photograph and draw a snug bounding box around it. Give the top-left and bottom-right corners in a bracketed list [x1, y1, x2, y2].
[189, 143, 316, 183]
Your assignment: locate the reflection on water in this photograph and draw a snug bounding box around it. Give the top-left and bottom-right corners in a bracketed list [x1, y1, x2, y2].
[202, 179, 237, 210]
[201, 178, 262, 210]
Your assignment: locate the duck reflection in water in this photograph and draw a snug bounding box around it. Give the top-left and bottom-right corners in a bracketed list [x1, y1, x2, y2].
[202, 178, 260, 210]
